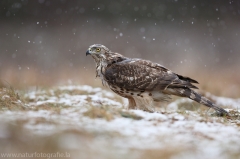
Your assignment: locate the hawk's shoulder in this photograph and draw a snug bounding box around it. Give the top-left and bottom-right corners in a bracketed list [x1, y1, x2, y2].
[113, 58, 169, 72]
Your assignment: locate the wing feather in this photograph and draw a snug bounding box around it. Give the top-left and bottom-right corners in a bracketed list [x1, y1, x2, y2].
[104, 58, 198, 91]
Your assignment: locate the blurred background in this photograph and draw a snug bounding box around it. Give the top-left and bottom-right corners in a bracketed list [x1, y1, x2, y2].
[0, 0, 240, 97]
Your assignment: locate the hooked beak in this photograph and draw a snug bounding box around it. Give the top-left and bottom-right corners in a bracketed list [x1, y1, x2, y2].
[86, 50, 91, 56]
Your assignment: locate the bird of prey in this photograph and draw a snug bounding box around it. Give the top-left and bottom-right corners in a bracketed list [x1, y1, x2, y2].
[86, 44, 228, 116]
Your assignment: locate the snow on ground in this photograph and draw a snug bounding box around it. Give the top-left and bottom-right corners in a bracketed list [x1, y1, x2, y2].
[206, 92, 240, 109]
[0, 85, 240, 159]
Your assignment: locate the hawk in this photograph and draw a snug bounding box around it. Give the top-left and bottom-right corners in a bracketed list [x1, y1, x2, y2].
[86, 44, 228, 116]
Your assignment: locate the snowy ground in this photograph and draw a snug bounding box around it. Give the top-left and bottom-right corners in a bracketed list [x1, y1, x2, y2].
[0, 85, 240, 159]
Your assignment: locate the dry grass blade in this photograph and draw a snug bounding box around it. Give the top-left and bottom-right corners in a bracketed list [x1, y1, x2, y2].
[83, 105, 115, 121]
[0, 86, 26, 111]
[118, 111, 143, 120]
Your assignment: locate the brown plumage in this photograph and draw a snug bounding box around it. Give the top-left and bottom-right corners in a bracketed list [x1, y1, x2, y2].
[86, 44, 228, 116]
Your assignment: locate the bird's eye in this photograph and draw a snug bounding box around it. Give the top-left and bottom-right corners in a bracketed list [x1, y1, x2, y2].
[96, 48, 101, 52]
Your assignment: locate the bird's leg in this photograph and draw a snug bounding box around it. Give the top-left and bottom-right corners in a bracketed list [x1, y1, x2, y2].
[128, 97, 137, 109]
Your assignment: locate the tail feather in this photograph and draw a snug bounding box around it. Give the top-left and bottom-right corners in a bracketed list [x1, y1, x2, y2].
[172, 88, 229, 116]
[176, 74, 199, 84]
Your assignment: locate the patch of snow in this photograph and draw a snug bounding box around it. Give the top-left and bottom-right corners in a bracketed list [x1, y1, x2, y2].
[1, 95, 10, 100]
[0, 85, 240, 159]
[58, 85, 102, 93]
[25, 85, 121, 107]
[206, 92, 240, 109]
[129, 110, 168, 121]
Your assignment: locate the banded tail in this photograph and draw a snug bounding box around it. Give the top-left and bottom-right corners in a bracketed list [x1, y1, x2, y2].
[165, 88, 229, 116]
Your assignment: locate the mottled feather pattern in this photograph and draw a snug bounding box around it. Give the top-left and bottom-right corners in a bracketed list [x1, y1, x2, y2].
[86, 44, 229, 116]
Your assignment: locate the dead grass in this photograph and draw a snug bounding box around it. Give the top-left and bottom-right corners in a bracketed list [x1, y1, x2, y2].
[0, 82, 239, 159]
[83, 105, 115, 121]
[0, 86, 26, 111]
[83, 105, 143, 121]
[30, 103, 71, 113]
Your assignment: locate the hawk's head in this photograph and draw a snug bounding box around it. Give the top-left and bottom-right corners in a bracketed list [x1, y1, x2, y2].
[86, 44, 110, 57]
[86, 44, 124, 65]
